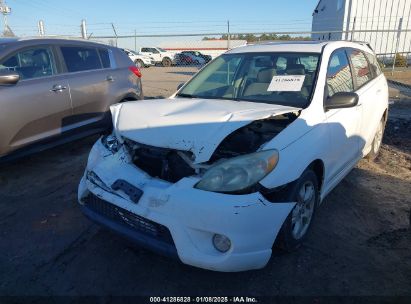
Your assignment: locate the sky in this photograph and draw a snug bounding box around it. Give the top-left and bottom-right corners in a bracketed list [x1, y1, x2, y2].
[2, 0, 319, 49]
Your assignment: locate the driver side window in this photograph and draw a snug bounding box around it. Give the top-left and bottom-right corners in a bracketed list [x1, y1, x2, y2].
[0, 47, 56, 80]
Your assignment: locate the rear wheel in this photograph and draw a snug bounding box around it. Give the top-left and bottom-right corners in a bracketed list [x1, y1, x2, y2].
[366, 118, 385, 161]
[162, 57, 172, 67]
[276, 169, 319, 251]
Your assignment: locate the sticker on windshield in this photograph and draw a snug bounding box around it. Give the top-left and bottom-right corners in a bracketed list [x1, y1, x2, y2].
[267, 75, 306, 92]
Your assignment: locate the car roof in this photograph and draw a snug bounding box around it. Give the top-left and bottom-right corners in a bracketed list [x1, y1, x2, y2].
[226, 40, 373, 54]
[0, 36, 110, 48]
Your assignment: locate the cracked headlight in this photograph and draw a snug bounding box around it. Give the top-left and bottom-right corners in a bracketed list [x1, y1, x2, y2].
[195, 150, 279, 193]
[101, 134, 120, 153]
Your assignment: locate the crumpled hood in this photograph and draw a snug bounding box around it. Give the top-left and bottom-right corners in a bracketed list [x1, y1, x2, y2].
[111, 98, 300, 163]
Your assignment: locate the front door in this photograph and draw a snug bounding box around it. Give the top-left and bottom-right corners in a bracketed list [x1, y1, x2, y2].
[0, 46, 72, 155]
[323, 48, 362, 187]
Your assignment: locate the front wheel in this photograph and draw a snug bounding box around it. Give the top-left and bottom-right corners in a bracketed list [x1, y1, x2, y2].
[276, 169, 319, 251]
[366, 118, 385, 161]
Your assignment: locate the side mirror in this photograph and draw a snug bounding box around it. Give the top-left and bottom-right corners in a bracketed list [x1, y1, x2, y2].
[0, 70, 20, 85]
[177, 83, 185, 90]
[325, 92, 359, 111]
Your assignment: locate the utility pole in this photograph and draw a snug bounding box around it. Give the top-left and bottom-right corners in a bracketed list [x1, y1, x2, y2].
[111, 23, 118, 47]
[38, 20, 45, 36]
[0, 0, 11, 35]
[227, 20, 230, 50]
[134, 29, 137, 52]
[81, 19, 87, 39]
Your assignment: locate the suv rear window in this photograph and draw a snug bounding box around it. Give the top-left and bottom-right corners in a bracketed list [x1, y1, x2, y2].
[61, 46, 102, 72]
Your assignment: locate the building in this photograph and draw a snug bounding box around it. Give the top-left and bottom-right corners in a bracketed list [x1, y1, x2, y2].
[312, 0, 411, 56]
[159, 40, 247, 59]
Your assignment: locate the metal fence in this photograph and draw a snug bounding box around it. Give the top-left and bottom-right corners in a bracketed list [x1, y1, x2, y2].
[3, 23, 411, 70]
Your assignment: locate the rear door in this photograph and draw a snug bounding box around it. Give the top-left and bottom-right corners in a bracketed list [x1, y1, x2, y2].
[349, 49, 388, 151]
[0, 45, 72, 155]
[59, 45, 113, 127]
[324, 48, 361, 185]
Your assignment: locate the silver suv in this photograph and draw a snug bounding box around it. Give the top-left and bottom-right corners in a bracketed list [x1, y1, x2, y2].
[0, 38, 143, 161]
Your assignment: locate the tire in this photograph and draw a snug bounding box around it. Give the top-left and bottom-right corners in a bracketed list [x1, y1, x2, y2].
[276, 168, 319, 251]
[366, 118, 385, 161]
[162, 57, 172, 67]
[134, 59, 144, 69]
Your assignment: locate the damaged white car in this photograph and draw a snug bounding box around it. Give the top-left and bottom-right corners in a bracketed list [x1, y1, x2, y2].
[78, 41, 388, 272]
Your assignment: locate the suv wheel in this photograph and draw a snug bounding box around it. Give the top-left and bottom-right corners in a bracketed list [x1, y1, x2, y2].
[135, 59, 144, 69]
[162, 57, 172, 67]
[276, 169, 319, 251]
[366, 118, 385, 161]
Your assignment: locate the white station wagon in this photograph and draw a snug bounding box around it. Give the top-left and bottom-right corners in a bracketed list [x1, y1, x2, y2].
[78, 41, 388, 272]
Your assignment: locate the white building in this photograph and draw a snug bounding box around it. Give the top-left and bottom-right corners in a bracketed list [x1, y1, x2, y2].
[312, 0, 411, 55]
[158, 40, 247, 59]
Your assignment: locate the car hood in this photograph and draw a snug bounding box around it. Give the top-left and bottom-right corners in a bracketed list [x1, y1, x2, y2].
[111, 98, 300, 164]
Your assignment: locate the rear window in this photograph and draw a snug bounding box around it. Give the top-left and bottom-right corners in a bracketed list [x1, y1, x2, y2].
[61, 46, 102, 72]
[365, 52, 382, 77]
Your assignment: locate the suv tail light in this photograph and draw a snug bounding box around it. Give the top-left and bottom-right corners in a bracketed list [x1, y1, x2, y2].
[129, 66, 142, 78]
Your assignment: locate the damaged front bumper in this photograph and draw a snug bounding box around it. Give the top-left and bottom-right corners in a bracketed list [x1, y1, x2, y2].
[78, 139, 295, 272]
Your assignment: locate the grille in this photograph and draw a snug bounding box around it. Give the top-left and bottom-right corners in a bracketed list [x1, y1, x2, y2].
[85, 194, 174, 245]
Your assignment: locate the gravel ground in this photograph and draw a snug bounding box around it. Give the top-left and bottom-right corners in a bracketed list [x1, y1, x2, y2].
[0, 67, 410, 299]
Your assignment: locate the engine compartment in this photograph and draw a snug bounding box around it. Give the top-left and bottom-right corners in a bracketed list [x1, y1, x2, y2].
[126, 111, 299, 183]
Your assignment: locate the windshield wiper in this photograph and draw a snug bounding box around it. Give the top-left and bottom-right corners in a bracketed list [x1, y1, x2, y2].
[176, 93, 198, 98]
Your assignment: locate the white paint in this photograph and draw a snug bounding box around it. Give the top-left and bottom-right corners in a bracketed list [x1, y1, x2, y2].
[110, 98, 300, 164]
[268, 75, 306, 92]
[79, 41, 389, 272]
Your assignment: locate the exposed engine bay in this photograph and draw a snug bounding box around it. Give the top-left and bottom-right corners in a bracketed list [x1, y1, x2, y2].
[125, 112, 299, 183]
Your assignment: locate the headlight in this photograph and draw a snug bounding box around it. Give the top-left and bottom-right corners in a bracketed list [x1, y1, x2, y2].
[195, 150, 279, 193]
[101, 134, 120, 153]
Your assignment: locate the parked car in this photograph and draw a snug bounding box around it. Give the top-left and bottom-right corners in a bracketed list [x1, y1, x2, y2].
[122, 48, 154, 68]
[181, 50, 212, 63]
[0, 37, 143, 162]
[175, 52, 205, 66]
[78, 41, 388, 272]
[138, 47, 175, 67]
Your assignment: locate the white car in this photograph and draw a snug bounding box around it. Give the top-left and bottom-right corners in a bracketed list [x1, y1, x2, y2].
[78, 41, 388, 272]
[138, 47, 176, 67]
[122, 48, 154, 68]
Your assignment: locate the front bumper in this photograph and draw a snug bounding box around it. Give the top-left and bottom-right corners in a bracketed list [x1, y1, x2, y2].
[78, 140, 295, 272]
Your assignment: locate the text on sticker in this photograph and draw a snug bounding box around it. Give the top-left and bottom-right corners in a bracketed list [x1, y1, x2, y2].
[267, 75, 306, 92]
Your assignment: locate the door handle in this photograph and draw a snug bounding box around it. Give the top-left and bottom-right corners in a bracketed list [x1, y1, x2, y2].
[376, 89, 382, 94]
[106, 76, 114, 82]
[50, 84, 67, 92]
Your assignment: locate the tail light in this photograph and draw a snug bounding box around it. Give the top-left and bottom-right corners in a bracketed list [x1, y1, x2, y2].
[129, 66, 142, 78]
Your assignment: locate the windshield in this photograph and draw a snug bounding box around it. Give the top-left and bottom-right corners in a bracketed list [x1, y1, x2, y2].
[158, 48, 167, 52]
[177, 52, 320, 108]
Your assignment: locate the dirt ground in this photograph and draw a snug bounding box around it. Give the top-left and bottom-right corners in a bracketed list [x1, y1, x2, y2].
[0, 67, 410, 299]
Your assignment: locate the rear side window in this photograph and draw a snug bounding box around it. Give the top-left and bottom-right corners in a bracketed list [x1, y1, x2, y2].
[348, 49, 373, 88]
[0, 47, 56, 80]
[61, 46, 102, 72]
[326, 49, 354, 97]
[98, 49, 111, 69]
[364, 52, 382, 77]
